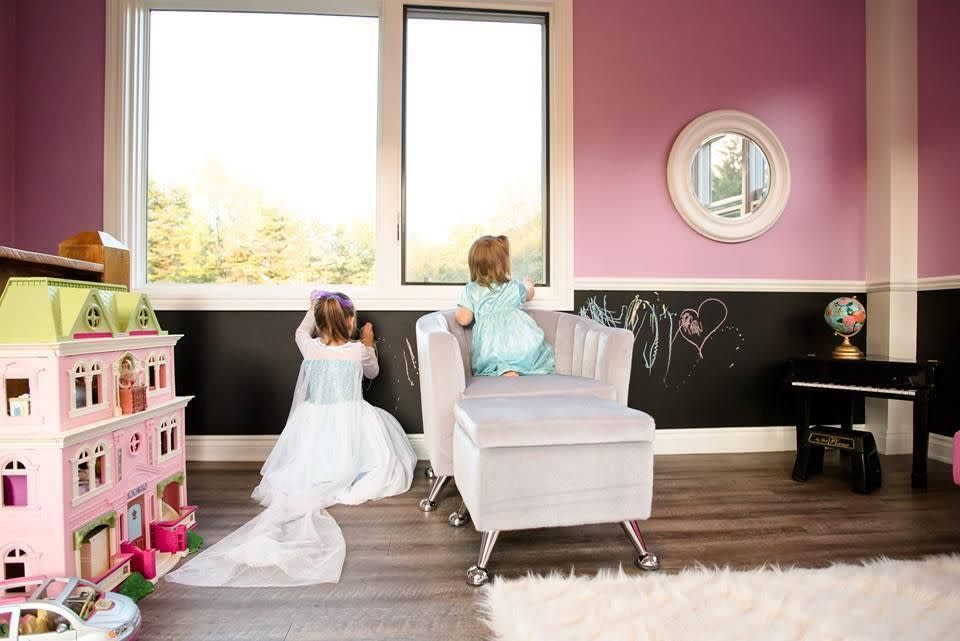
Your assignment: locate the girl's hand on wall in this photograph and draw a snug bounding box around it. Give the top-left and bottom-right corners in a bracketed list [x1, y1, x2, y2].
[361, 322, 375, 347]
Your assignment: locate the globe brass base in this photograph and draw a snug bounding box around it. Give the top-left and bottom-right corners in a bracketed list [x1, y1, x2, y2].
[832, 336, 864, 360]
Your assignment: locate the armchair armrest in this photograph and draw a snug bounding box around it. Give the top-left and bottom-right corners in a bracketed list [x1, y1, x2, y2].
[416, 312, 468, 474]
[586, 324, 635, 406]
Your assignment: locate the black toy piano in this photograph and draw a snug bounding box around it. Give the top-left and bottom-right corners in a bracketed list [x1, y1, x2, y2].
[787, 357, 940, 489]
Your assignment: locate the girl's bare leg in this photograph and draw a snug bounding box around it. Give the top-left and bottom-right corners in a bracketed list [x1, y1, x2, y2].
[501, 371, 520, 377]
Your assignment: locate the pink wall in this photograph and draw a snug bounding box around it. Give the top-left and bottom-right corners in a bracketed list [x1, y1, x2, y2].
[918, 0, 960, 279]
[573, 0, 867, 280]
[0, 0, 15, 246]
[9, 0, 869, 279]
[13, 0, 104, 255]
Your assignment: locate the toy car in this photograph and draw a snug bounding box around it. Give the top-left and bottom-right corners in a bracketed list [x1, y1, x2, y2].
[0, 576, 141, 640]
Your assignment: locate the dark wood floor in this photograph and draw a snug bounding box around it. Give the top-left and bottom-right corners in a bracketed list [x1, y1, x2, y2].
[140, 453, 960, 641]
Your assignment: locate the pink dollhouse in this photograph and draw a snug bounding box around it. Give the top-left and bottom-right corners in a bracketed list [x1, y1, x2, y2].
[0, 277, 195, 592]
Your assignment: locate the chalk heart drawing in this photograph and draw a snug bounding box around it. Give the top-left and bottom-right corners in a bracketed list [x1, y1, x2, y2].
[677, 298, 728, 358]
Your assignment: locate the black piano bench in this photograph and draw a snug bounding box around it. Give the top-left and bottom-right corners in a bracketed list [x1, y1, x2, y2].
[792, 426, 882, 494]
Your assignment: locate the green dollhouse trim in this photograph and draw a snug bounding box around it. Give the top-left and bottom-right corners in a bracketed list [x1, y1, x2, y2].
[114, 293, 161, 334]
[73, 511, 118, 550]
[157, 471, 185, 497]
[0, 277, 164, 343]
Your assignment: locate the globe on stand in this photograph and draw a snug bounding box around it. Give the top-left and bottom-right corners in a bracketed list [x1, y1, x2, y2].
[824, 296, 866, 360]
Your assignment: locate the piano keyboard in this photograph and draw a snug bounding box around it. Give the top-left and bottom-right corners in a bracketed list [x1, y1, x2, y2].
[791, 381, 916, 396]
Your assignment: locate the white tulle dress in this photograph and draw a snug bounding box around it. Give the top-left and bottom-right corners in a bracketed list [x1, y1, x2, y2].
[165, 312, 417, 587]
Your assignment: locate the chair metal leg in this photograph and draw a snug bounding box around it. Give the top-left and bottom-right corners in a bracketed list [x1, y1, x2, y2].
[620, 520, 660, 571]
[466, 530, 500, 586]
[448, 501, 470, 527]
[424, 466, 436, 480]
[418, 475, 449, 512]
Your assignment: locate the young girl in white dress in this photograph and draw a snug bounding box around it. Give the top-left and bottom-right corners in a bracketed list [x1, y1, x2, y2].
[167, 291, 416, 587]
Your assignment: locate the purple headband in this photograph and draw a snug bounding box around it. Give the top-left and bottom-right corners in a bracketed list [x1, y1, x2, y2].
[311, 289, 354, 310]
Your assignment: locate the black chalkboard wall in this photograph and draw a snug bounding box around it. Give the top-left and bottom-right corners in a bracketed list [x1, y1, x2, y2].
[917, 288, 959, 437]
[158, 290, 867, 437]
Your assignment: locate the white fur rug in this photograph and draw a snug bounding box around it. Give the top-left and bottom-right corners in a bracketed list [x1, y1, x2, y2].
[480, 556, 960, 641]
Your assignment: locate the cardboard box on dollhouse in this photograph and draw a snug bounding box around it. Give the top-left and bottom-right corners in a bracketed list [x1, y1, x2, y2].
[0, 278, 195, 592]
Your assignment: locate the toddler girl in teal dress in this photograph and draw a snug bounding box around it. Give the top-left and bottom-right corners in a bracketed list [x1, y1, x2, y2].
[455, 235, 555, 376]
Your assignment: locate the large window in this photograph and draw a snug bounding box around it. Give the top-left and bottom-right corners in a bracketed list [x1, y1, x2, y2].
[147, 10, 378, 286]
[403, 9, 548, 284]
[106, 0, 573, 310]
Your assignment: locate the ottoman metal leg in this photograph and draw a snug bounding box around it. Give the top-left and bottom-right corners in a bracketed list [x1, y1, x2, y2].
[448, 501, 470, 527]
[418, 475, 450, 512]
[620, 520, 660, 571]
[466, 530, 500, 587]
[424, 466, 436, 480]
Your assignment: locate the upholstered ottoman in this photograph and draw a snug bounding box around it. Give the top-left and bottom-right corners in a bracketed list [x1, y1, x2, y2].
[451, 395, 659, 586]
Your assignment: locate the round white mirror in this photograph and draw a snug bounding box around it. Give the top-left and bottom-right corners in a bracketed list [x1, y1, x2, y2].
[668, 111, 790, 242]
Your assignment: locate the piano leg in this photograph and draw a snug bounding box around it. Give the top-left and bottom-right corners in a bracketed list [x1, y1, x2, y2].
[912, 391, 930, 489]
[792, 392, 814, 481]
[839, 395, 856, 467]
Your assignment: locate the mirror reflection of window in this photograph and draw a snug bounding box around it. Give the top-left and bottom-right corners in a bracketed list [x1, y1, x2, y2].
[690, 133, 770, 219]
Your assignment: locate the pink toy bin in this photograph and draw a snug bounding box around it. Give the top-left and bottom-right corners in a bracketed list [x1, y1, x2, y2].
[953, 432, 959, 487]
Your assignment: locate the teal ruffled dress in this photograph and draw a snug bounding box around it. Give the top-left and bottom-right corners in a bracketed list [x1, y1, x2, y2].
[458, 279, 555, 377]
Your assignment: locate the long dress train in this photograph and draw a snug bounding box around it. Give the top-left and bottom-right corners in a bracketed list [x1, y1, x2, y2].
[166, 350, 416, 587]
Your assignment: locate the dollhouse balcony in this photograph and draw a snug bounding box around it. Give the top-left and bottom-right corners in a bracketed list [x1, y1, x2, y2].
[91, 552, 135, 592]
[157, 505, 197, 531]
[150, 506, 198, 554]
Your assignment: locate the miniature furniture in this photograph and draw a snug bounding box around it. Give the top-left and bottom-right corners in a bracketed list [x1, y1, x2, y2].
[793, 425, 882, 494]
[0, 277, 195, 591]
[0, 231, 131, 293]
[450, 395, 658, 586]
[787, 357, 940, 488]
[415, 309, 634, 512]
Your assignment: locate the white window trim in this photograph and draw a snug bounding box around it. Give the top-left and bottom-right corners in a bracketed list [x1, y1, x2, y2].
[156, 415, 180, 463]
[145, 352, 167, 395]
[72, 442, 114, 506]
[69, 361, 108, 418]
[103, 0, 574, 312]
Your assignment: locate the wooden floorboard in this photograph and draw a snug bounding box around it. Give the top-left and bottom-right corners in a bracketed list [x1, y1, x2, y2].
[139, 453, 960, 641]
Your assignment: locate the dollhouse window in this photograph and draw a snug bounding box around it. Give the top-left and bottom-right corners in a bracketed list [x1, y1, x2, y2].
[72, 362, 106, 413]
[90, 362, 103, 405]
[1, 460, 28, 507]
[85, 304, 103, 330]
[75, 449, 92, 496]
[73, 363, 88, 409]
[158, 354, 168, 388]
[93, 444, 108, 487]
[129, 433, 142, 454]
[3, 547, 28, 587]
[157, 417, 179, 461]
[74, 442, 110, 500]
[137, 307, 150, 328]
[4, 378, 30, 417]
[147, 353, 168, 391]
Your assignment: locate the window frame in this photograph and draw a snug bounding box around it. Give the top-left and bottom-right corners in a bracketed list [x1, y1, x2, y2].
[401, 6, 551, 287]
[156, 415, 180, 463]
[103, 0, 573, 312]
[72, 442, 113, 505]
[69, 361, 107, 418]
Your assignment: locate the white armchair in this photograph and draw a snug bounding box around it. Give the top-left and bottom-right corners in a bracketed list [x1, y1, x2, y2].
[415, 309, 635, 511]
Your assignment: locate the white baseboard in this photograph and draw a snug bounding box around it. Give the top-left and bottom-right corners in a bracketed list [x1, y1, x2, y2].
[186, 428, 956, 463]
[186, 433, 428, 462]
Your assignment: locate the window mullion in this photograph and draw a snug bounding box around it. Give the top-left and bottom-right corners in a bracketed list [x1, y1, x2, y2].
[375, 0, 404, 295]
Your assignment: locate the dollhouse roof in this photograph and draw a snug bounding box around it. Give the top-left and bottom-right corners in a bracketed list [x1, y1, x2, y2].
[0, 277, 165, 343]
